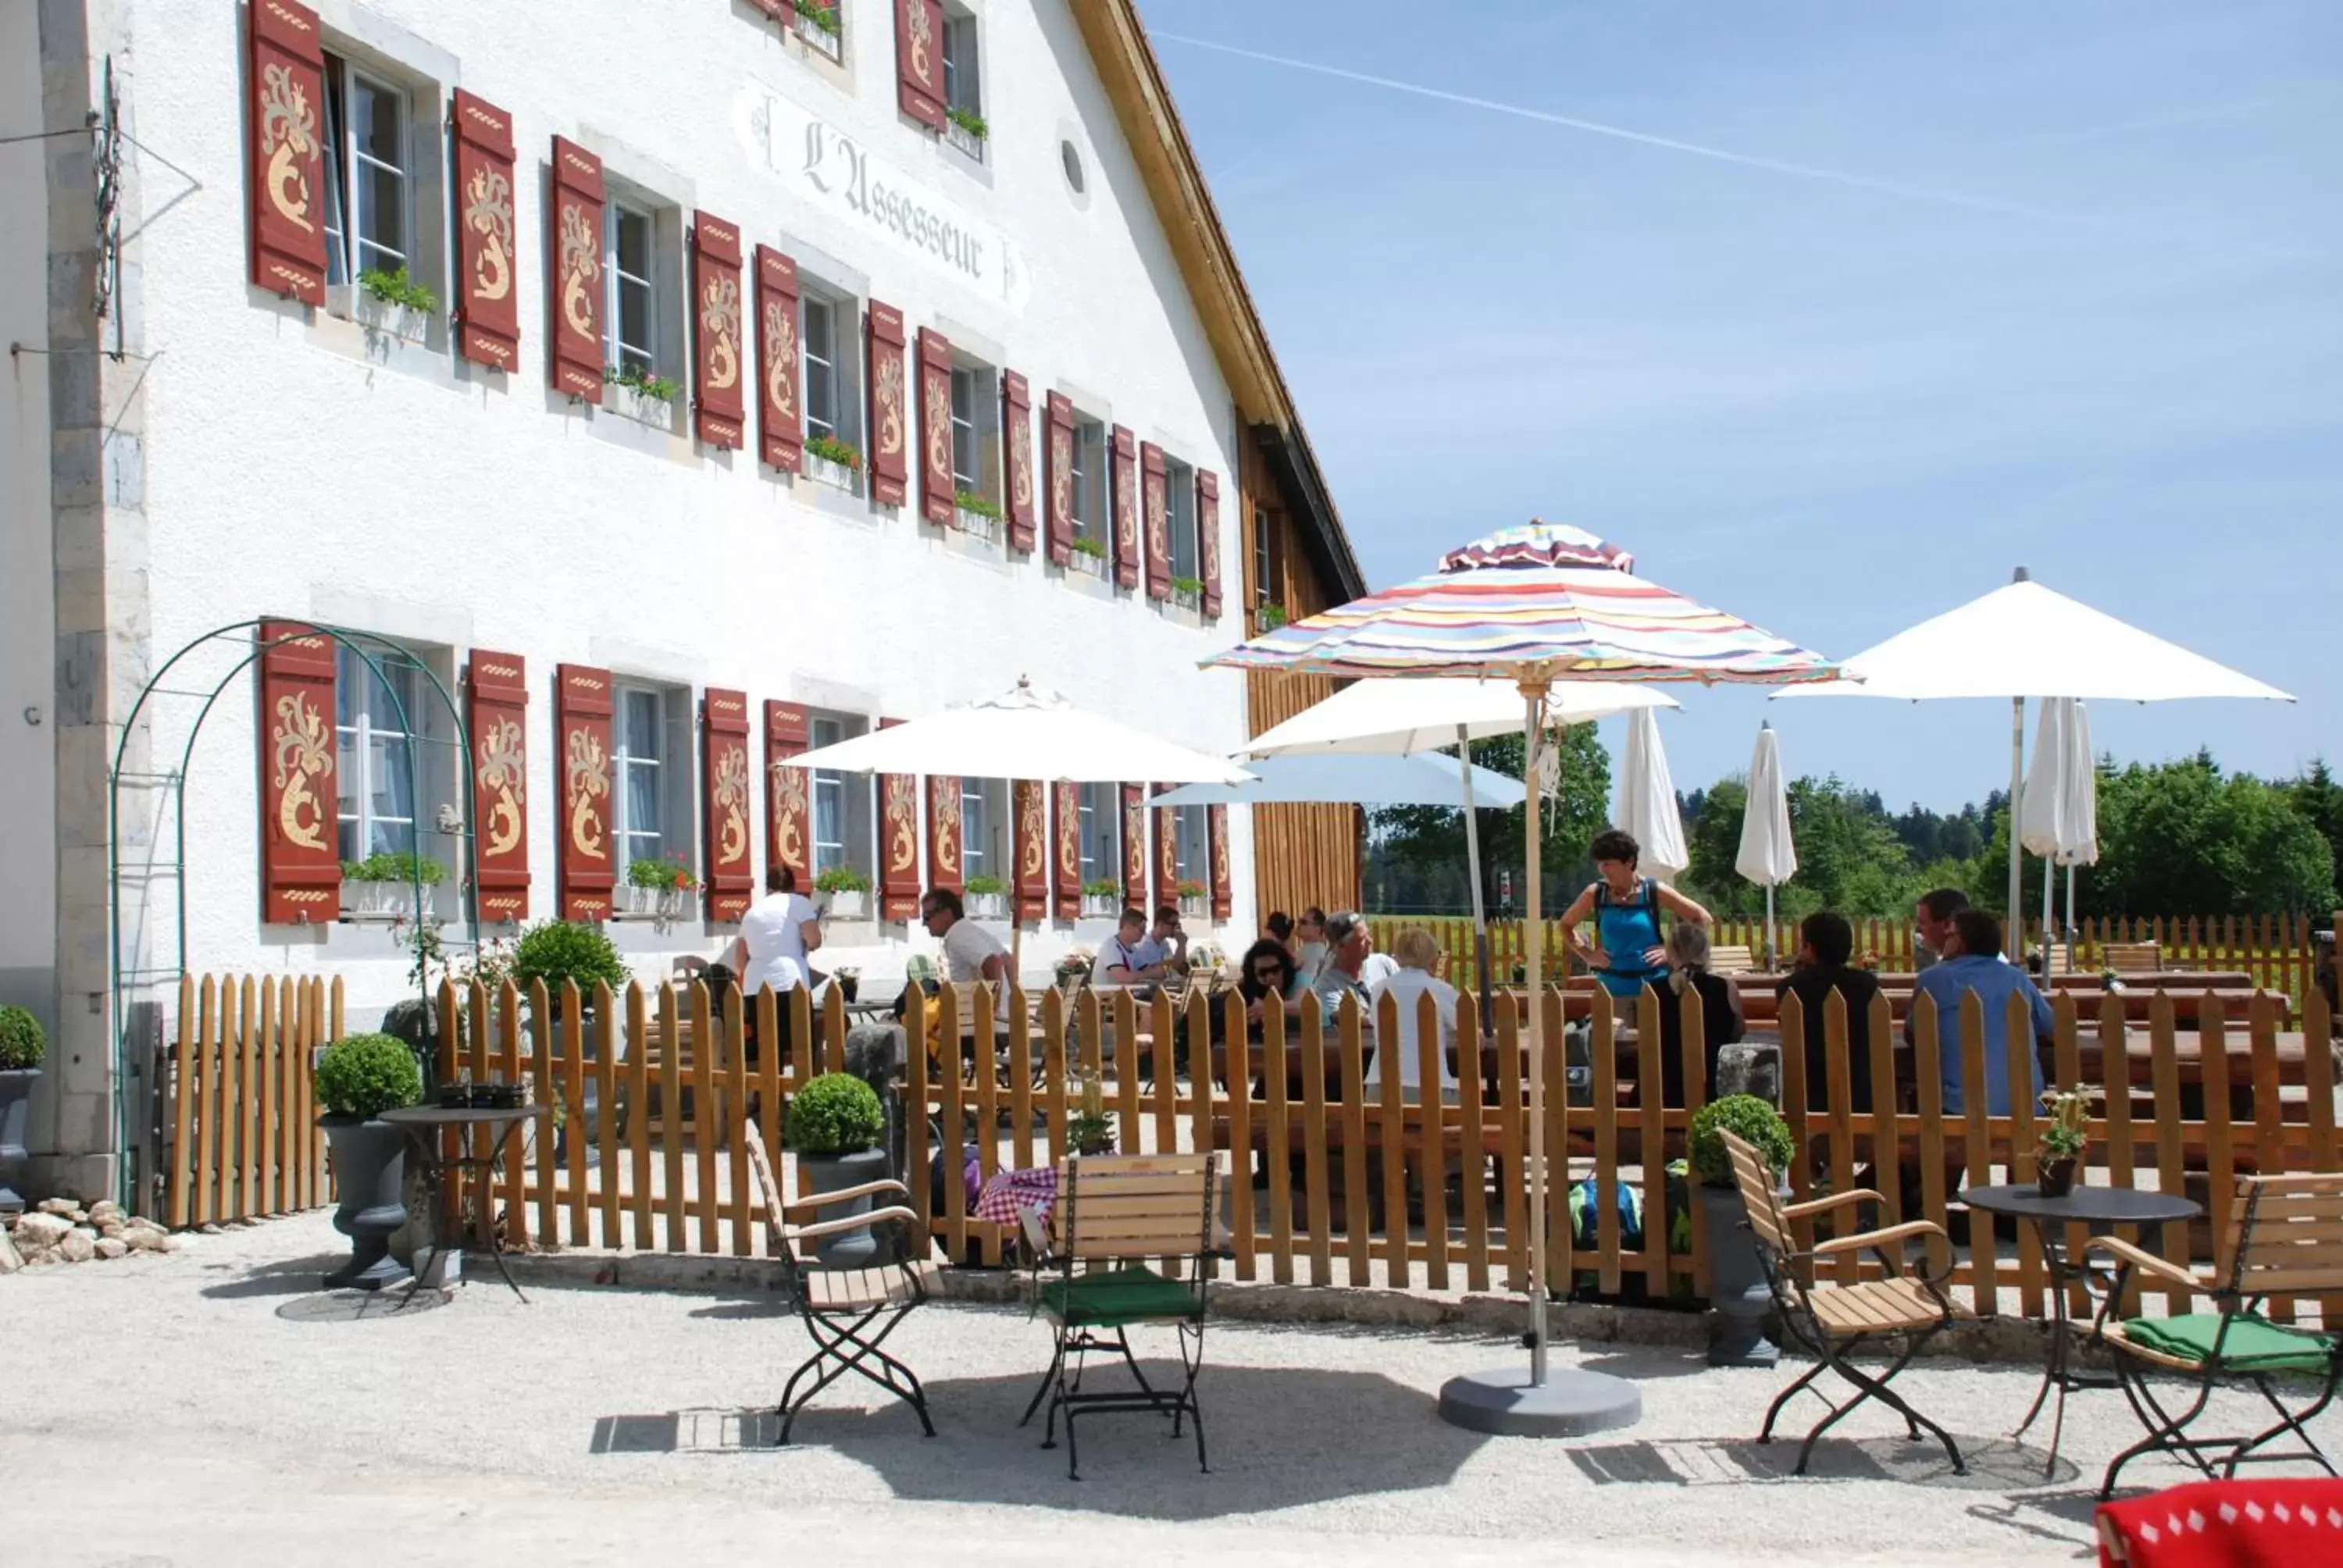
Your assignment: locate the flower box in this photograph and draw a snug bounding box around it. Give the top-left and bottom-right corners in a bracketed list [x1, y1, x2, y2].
[619, 885, 687, 919]
[352, 291, 431, 345]
[607, 383, 677, 432]
[824, 889, 868, 920]
[807, 453, 860, 494]
[1068, 548, 1108, 580]
[341, 881, 417, 919]
[967, 892, 1008, 919]
[1179, 894, 1208, 919]
[1172, 586, 1201, 612]
[945, 120, 986, 163]
[1080, 893, 1118, 918]
[793, 7, 843, 61]
[954, 504, 1003, 544]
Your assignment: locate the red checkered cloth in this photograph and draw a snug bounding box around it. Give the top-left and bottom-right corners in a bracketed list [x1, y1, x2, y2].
[2097, 1480, 2343, 1566]
[975, 1166, 1058, 1230]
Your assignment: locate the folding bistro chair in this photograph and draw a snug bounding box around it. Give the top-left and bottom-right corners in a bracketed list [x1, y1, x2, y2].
[1018, 1152, 1216, 1481]
[743, 1120, 945, 1443]
[2084, 1172, 2343, 1498]
[1721, 1129, 1972, 1475]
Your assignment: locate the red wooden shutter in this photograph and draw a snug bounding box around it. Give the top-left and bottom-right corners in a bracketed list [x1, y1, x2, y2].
[894, 0, 947, 131]
[256, 621, 338, 923]
[1141, 441, 1172, 600]
[1043, 391, 1075, 565]
[925, 775, 963, 893]
[547, 136, 606, 404]
[701, 687, 754, 921]
[555, 663, 616, 921]
[747, 0, 795, 21]
[1012, 779, 1047, 921]
[450, 89, 519, 372]
[246, 0, 327, 305]
[465, 649, 531, 924]
[1209, 804, 1233, 920]
[753, 246, 804, 472]
[867, 300, 910, 507]
[690, 212, 747, 449]
[1198, 470, 1223, 618]
[1051, 779, 1082, 920]
[1111, 425, 1140, 589]
[1121, 782, 1147, 908]
[763, 700, 812, 893]
[1003, 370, 1036, 552]
[916, 326, 955, 525]
[878, 717, 919, 919]
[1155, 786, 1179, 906]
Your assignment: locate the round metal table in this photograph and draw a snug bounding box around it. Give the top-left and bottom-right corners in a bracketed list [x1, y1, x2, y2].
[1959, 1181, 2202, 1475]
[380, 1103, 551, 1306]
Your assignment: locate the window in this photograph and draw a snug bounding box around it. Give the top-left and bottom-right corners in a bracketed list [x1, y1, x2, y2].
[1070, 417, 1107, 547]
[942, 6, 982, 158]
[949, 359, 999, 509]
[320, 56, 413, 287]
[1167, 457, 1199, 582]
[1076, 782, 1119, 885]
[1172, 804, 1208, 886]
[799, 281, 864, 468]
[1254, 508, 1275, 603]
[961, 778, 1005, 885]
[605, 202, 656, 379]
[335, 645, 424, 863]
[808, 710, 876, 886]
[612, 685, 668, 873]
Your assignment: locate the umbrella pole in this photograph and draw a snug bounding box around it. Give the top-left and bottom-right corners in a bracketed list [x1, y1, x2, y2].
[2065, 864, 2077, 975]
[1764, 884, 1776, 972]
[2007, 697, 2026, 961]
[1520, 679, 1550, 1386]
[1457, 723, 1494, 1029]
[2041, 851, 2055, 980]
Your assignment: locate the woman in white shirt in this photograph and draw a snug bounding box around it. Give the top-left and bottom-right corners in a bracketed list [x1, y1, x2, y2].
[1368, 927, 1460, 1103]
[727, 866, 821, 1002]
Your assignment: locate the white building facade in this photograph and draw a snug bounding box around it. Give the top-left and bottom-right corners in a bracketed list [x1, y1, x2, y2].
[1, 0, 1363, 1200]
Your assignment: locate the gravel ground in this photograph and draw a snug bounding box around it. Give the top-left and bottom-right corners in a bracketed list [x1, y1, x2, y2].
[7, 1213, 2332, 1566]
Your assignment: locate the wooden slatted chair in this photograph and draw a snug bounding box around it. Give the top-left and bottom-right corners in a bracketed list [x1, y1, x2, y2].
[2084, 1172, 2343, 1498]
[1709, 943, 1756, 975]
[1721, 1129, 1972, 1475]
[743, 1119, 945, 1444]
[2103, 942, 2163, 974]
[1017, 1152, 1217, 1481]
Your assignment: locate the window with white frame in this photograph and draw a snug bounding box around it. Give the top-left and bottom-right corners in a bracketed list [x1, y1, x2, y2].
[1173, 804, 1208, 889]
[612, 684, 669, 875]
[942, 5, 983, 154]
[800, 281, 864, 468]
[948, 358, 999, 511]
[335, 644, 427, 864]
[319, 55, 416, 289]
[808, 710, 875, 886]
[605, 201, 658, 380]
[1167, 456, 1199, 583]
[961, 778, 1006, 887]
[1076, 782, 1119, 886]
[1071, 416, 1107, 550]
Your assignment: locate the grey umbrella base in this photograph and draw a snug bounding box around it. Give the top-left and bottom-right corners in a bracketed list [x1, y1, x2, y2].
[1437, 1366, 1642, 1438]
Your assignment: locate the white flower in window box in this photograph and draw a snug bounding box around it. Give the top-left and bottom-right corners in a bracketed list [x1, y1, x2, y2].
[804, 434, 864, 494]
[352, 266, 437, 346]
[815, 866, 872, 921]
[964, 877, 1008, 920]
[339, 851, 444, 921]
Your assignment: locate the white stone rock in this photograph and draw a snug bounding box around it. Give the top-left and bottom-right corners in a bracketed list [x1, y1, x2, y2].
[124, 1228, 167, 1253]
[14, 1212, 71, 1249]
[162, 1233, 194, 1252]
[94, 1237, 128, 1260]
[87, 1199, 123, 1224]
[56, 1228, 95, 1263]
[0, 1227, 20, 1274]
[36, 1198, 78, 1217]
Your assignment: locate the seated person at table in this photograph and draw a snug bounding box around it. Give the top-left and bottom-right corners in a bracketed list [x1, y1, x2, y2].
[1909, 907, 2052, 1115]
[1359, 923, 1401, 990]
[1093, 907, 1171, 986]
[1236, 939, 1298, 1033]
[1150, 903, 1191, 973]
[1560, 829, 1714, 1002]
[1778, 910, 1880, 1113]
[1308, 911, 1375, 1030]
[1371, 928, 1459, 1103]
[1289, 907, 1332, 989]
[1913, 886, 1969, 974]
[918, 886, 1011, 1028]
[1263, 911, 1295, 953]
[1656, 922, 1745, 1109]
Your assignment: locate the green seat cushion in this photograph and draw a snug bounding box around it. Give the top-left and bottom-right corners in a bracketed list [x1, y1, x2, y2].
[2124, 1312, 2338, 1374]
[1039, 1266, 1203, 1328]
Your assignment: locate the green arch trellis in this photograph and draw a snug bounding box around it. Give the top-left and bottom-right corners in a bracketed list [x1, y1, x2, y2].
[108, 619, 482, 1203]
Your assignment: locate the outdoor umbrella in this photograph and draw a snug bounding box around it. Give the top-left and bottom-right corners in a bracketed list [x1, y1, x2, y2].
[1618, 707, 1689, 883]
[785, 676, 1254, 784]
[1145, 751, 1528, 810]
[1242, 676, 1678, 1031]
[1206, 519, 1840, 1427]
[1777, 568, 2290, 956]
[1735, 723, 1798, 969]
[2018, 697, 2099, 972]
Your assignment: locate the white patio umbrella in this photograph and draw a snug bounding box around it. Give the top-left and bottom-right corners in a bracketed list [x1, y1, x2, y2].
[1147, 751, 1528, 810]
[1778, 568, 2291, 956]
[1206, 520, 1841, 1420]
[2019, 697, 2099, 971]
[786, 676, 1254, 784]
[1735, 724, 1798, 970]
[1618, 707, 1688, 884]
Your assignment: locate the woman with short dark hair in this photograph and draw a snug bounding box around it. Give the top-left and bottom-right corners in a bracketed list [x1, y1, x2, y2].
[1557, 828, 1713, 1001]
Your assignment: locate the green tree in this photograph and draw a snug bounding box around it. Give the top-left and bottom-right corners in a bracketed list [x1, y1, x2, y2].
[2288, 758, 2343, 903]
[1368, 725, 1611, 915]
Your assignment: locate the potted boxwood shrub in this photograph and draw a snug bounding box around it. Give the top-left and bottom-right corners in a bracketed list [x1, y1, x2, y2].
[0, 1003, 45, 1216]
[316, 1031, 424, 1291]
[965, 873, 1008, 919]
[510, 921, 629, 1156]
[815, 864, 871, 919]
[786, 1071, 888, 1266]
[1689, 1092, 1796, 1367]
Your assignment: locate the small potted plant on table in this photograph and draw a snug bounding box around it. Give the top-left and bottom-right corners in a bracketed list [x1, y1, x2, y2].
[2037, 1086, 2089, 1197]
[1689, 1092, 1796, 1367]
[0, 1004, 45, 1215]
[786, 1072, 890, 1266]
[965, 874, 1008, 920]
[1067, 1069, 1115, 1156]
[316, 1032, 425, 1291]
[815, 864, 871, 920]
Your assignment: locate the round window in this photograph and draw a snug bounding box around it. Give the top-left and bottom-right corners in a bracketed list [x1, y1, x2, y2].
[1060, 138, 1086, 196]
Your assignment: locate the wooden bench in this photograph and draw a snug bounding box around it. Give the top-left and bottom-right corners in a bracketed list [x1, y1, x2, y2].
[2104, 941, 2163, 973]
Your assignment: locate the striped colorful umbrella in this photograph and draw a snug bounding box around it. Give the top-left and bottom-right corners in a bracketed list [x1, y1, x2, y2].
[1203, 520, 1840, 1420]
[1210, 519, 1838, 686]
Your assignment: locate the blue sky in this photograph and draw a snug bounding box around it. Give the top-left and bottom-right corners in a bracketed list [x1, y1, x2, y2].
[1142, 0, 2341, 811]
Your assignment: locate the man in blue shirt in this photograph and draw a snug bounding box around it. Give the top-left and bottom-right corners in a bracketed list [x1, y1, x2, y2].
[1908, 907, 2053, 1115]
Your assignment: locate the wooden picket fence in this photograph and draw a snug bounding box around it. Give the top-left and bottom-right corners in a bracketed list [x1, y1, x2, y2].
[158, 971, 2341, 1331]
[1375, 912, 2324, 1000]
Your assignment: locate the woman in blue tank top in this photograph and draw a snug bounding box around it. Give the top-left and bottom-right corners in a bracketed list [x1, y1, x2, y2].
[1559, 829, 1716, 1001]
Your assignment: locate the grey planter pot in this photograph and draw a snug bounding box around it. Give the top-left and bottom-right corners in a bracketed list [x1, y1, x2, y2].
[798, 1146, 890, 1267]
[1701, 1181, 1782, 1367]
[0, 1068, 37, 1216]
[322, 1117, 411, 1292]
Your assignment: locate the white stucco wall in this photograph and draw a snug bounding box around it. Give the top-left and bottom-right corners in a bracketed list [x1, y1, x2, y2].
[110, 0, 1258, 1015]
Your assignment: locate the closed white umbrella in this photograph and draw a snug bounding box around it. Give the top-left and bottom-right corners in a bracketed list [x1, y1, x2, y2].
[1618, 708, 1688, 883]
[785, 677, 1252, 784]
[1778, 568, 2291, 953]
[1735, 724, 1798, 969]
[2020, 697, 2099, 971]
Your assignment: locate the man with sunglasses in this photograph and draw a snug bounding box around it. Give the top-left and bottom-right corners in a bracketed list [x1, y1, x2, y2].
[919, 886, 1011, 1027]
